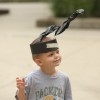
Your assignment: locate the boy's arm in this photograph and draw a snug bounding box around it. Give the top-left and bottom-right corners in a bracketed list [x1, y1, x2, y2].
[16, 89, 26, 100]
[16, 78, 27, 100]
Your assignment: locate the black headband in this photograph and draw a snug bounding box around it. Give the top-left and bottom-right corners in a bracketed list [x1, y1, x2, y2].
[30, 39, 58, 54]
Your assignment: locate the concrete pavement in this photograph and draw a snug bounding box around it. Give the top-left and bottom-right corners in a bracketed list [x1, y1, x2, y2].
[0, 3, 100, 100]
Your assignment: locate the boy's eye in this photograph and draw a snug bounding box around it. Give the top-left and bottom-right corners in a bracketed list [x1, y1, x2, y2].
[48, 53, 53, 56]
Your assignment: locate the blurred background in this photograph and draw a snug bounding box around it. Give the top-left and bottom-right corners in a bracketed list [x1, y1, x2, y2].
[0, 0, 100, 100]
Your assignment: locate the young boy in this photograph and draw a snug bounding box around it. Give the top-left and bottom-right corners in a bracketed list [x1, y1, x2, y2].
[15, 36, 72, 100]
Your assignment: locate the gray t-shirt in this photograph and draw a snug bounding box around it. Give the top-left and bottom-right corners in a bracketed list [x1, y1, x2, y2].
[16, 69, 72, 100]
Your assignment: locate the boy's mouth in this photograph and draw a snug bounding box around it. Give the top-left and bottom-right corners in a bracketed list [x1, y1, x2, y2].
[54, 59, 61, 63]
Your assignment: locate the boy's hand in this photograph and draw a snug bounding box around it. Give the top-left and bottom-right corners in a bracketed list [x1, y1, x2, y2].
[16, 77, 25, 91]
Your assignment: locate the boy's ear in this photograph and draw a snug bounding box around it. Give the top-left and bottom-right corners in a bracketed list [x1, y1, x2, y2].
[34, 58, 43, 66]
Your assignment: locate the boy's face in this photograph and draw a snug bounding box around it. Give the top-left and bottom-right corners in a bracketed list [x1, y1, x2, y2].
[35, 49, 61, 68]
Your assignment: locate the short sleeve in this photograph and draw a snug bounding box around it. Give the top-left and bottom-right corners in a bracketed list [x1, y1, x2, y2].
[24, 76, 31, 100]
[15, 90, 18, 100]
[64, 77, 73, 100]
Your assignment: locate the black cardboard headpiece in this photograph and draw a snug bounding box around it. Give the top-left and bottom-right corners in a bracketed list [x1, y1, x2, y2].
[30, 39, 58, 54]
[30, 9, 84, 54]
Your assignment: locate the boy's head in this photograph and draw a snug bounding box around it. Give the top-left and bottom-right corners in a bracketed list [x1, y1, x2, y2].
[30, 37, 61, 67]
[30, 37, 58, 56]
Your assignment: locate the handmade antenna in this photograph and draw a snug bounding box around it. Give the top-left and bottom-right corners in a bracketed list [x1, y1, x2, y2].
[36, 9, 84, 42]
